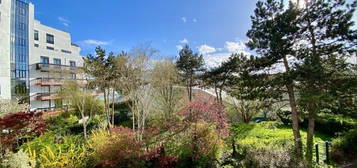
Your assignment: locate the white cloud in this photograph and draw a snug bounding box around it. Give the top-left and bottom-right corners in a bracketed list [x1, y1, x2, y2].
[203, 53, 231, 68]
[224, 41, 247, 53]
[176, 45, 183, 51]
[179, 38, 189, 44]
[198, 44, 216, 55]
[181, 17, 187, 23]
[193, 18, 198, 23]
[79, 39, 111, 46]
[58, 16, 70, 27]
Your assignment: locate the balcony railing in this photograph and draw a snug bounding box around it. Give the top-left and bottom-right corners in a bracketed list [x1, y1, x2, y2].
[35, 78, 64, 86]
[34, 78, 88, 86]
[35, 93, 60, 101]
[36, 63, 78, 73]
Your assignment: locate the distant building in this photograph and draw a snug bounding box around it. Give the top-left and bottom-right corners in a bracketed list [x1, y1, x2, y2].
[0, 0, 83, 111]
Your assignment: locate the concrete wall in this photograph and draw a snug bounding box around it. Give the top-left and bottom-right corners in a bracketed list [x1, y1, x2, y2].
[29, 20, 83, 109]
[0, 0, 12, 99]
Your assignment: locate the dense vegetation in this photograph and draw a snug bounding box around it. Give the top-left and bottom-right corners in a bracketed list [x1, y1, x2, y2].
[0, 0, 356, 167]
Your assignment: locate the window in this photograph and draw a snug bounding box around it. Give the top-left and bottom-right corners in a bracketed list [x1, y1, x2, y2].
[40, 56, 49, 64]
[69, 61, 76, 67]
[61, 49, 72, 54]
[53, 58, 61, 65]
[19, 8, 25, 15]
[46, 34, 54, 44]
[34, 30, 39, 40]
[46, 46, 54, 50]
[34, 44, 39, 47]
[19, 23, 26, 30]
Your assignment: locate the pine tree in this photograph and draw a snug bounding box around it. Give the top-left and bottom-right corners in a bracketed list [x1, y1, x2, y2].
[242, 0, 304, 158]
[176, 45, 205, 101]
[295, 0, 357, 165]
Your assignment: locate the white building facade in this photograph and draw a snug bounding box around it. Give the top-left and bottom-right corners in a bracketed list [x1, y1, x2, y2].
[0, 0, 83, 111]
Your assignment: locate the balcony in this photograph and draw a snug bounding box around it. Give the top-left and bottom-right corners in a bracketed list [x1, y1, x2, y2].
[34, 78, 88, 86]
[36, 63, 78, 73]
[35, 78, 64, 86]
[35, 93, 60, 101]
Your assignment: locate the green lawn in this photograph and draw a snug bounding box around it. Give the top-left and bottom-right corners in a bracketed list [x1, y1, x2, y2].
[231, 121, 333, 150]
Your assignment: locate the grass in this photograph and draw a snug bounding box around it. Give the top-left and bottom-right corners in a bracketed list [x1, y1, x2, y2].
[231, 121, 333, 150]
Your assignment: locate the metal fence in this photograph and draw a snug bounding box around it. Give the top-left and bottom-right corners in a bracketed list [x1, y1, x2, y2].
[314, 141, 330, 164]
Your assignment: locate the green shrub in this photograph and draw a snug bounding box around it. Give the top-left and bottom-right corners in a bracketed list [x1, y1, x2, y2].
[231, 122, 329, 167]
[331, 129, 357, 163]
[301, 114, 356, 137]
[20, 132, 93, 168]
[45, 114, 105, 136]
[164, 122, 224, 168]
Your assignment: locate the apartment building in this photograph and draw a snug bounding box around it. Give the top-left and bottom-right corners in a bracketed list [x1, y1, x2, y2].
[0, 0, 83, 111]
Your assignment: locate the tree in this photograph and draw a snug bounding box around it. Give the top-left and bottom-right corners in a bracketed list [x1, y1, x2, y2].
[295, 0, 357, 165]
[176, 45, 205, 101]
[202, 58, 234, 104]
[113, 44, 156, 133]
[225, 97, 263, 123]
[83, 47, 115, 127]
[240, 0, 304, 157]
[58, 81, 103, 139]
[151, 60, 182, 120]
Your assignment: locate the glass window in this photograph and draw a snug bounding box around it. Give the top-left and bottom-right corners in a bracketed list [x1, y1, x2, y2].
[61, 49, 72, 54]
[69, 61, 76, 67]
[46, 34, 54, 44]
[34, 44, 39, 47]
[40, 56, 49, 64]
[19, 8, 25, 15]
[34, 30, 39, 40]
[46, 46, 54, 50]
[53, 58, 61, 65]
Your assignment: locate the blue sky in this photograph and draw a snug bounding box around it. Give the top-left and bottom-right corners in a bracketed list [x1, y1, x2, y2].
[30, 0, 256, 58]
[31, 0, 356, 66]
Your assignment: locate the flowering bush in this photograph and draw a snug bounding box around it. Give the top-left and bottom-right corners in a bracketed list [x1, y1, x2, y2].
[178, 98, 229, 138]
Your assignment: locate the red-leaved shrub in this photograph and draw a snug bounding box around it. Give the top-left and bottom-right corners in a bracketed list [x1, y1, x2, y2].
[0, 112, 46, 150]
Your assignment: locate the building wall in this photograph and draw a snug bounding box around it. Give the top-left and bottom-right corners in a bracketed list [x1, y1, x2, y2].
[0, 0, 13, 99]
[29, 21, 83, 109]
[0, 0, 83, 110]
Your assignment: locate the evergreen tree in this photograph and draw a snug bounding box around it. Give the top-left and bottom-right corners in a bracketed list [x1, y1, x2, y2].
[295, 0, 357, 165]
[176, 45, 205, 101]
[241, 0, 304, 158]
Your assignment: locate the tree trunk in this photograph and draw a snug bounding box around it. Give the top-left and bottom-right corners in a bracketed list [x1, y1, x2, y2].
[283, 56, 303, 158]
[306, 103, 316, 167]
[287, 84, 303, 157]
[112, 88, 115, 126]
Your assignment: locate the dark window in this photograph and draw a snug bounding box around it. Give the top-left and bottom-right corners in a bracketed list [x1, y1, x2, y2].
[53, 58, 61, 65]
[46, 34, 54, 44]
[34, 30, 39, 40]
[34, 44, 39, 47]
[40, 56, 49, 64]
[69, 61, 76, 67]
[61, 49, 72, 54]
[46, 46, 54, 50]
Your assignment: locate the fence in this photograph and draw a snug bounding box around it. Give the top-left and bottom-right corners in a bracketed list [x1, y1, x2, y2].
[314, 141, 330, 164]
